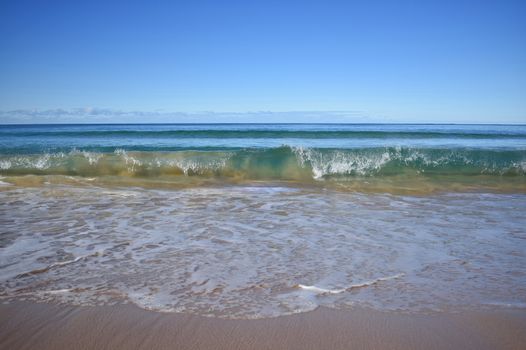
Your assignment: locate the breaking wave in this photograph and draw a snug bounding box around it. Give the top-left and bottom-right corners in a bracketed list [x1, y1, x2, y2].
[0, 146, 525, 180]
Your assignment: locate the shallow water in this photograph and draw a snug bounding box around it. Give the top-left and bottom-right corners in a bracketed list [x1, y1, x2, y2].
[1, 184, 525, 318]
[1, 124, 525, 318]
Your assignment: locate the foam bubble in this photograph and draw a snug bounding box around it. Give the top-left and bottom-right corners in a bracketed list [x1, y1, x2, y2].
[1, 186, 524, 318]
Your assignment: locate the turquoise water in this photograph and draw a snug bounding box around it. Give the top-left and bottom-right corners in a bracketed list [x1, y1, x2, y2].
[2, 123, 526, 152]
[0, 124, 525, 191]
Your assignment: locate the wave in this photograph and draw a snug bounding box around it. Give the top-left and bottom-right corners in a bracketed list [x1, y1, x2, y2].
[0, 146, 525, 180]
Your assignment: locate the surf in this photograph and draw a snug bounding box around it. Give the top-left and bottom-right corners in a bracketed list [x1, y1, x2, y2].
[0, 146, 524, 179]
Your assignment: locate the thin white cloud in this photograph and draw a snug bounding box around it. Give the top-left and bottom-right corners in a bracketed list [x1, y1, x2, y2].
[0, 109, 384, 124]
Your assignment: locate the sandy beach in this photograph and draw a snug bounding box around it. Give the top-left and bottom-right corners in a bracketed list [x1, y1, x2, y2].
[2, 0, 526, 348]
[1, 302, 525, 350]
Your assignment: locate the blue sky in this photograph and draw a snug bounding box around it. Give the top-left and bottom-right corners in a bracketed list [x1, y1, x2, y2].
[0, 0, 525, 123]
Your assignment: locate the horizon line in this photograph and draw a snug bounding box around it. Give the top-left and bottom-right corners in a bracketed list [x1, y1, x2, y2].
[2, 122, 526, 126]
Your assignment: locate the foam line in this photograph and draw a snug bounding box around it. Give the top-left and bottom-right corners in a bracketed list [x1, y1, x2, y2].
[298, 273, 404, 295]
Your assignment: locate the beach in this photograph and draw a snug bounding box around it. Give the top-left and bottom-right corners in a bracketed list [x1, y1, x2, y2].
[2, 302, 526, 350]
[2, 0, 526, 347]
[1, 124, 525, 348]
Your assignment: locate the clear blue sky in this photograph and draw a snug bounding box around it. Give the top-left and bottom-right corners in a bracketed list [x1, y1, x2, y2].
[0, 0, 525, 123]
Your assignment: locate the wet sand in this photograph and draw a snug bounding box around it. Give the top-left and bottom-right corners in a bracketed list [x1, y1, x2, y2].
[1, 302, 525, 350]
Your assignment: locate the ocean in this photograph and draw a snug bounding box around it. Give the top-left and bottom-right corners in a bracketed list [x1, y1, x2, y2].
[0, 123, 525, 318]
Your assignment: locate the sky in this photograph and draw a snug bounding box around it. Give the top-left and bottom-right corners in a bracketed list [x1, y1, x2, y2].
[0, 0, 525, 123]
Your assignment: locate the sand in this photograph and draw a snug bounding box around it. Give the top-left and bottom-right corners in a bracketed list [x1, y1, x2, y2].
[1, 302, 525, 350]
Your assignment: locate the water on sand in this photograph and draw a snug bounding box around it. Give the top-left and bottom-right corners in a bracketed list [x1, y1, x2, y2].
[0, 124, 525, 318]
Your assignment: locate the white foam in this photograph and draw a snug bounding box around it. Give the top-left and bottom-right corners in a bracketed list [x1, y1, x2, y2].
[114, 149, 142, 171]
[347, 273, 404, 289]
[69, 149, 103, 165]
[0, 177, 11, 186]
[47, 254, 93, 269]
[298, 273, 404, 295]
[0, 160, 12, 170]
[1, 185, 524, 319]
[297, 285, 346, 294]
[292, 146, 393, 179]
[101, 190, 137, 197]
[483, 301, 526, 308]
[0, 288, 74, 299]
[39, 289, 73, 295]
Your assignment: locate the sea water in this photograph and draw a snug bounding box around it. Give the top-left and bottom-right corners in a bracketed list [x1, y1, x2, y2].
[0, 124, 525, 318]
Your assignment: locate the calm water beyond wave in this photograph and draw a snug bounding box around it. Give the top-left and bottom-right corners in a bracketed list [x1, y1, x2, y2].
[1, 124, 525, 318]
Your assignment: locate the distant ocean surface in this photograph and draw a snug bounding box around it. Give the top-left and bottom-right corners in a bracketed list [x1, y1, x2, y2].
[1, 124, 525, 318]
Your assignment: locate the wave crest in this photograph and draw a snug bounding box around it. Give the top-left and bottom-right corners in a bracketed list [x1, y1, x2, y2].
[0, 146, 525, 180]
